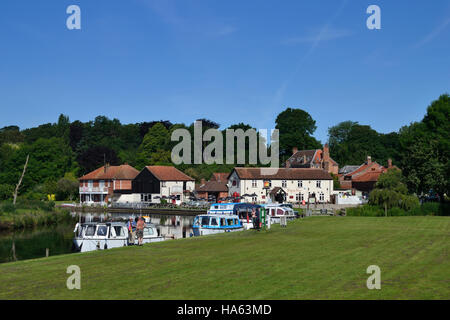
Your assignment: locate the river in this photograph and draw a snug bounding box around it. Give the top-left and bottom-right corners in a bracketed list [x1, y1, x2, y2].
[0, 212, 195, 264]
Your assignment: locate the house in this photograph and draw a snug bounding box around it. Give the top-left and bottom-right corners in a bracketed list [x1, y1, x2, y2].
[285, 143, 339, 175]
[78, 164, 139, 205]
[339, 157, 399, 192]
[228, 167, 334, 204]
[131, 166, 195, 205]
[195, 173, 229, 201]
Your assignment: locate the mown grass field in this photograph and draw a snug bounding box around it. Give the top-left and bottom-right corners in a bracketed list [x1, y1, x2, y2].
[0, 216, 449, 300]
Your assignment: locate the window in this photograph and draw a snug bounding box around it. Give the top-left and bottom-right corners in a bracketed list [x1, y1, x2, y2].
[277, 209, 284, 216]
[252, 180, 257, 188]
[227, 219, 234, 226]
[162, 181, 166, 187]
[316, 180, 321, 188]
[143, 227, 154, 236]
[96, 226, 108, 236]
[282, 180, 287, 188]
[298, 180, 303, 188]
[113, 226, 124, 237]
[319, 192, 324, 202]
[201, 217, 210, 226]
[85, 225, 96, 236]
[271, 209, 275, 216]
[211, 218, 218, 226]
[141, 194, 151, 202]
[220, 218, 226, 226]
[232, 180, 237, 186]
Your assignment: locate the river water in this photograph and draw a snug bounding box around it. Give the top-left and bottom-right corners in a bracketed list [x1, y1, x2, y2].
[0, 212, 195, 264]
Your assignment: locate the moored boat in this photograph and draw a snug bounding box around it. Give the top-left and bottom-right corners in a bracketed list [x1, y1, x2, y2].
[192, 214, 243, 236]
[73, 221, 164, 252]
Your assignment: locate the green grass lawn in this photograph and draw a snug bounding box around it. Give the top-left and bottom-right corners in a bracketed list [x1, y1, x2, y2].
[0, 216, 449, 300]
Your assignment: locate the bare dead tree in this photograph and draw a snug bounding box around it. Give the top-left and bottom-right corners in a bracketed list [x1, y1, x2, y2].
[13, 154, 29, 205]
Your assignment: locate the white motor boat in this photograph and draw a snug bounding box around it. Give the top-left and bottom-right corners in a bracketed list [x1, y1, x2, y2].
[73, 222, 164, 252]
[262, 203, 297, 223]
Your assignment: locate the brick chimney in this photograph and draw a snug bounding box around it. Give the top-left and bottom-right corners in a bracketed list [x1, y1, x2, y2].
[323, 143, 330, 161]
[388, 158, 392, 168]
[292, 147, 298, 155]
[201, 178, 206, 186]
[367, 156, 372, 164]
[104, 163, 110, 173]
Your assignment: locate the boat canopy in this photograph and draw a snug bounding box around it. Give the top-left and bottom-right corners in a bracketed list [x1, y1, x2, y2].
[232, 203, 262, 214]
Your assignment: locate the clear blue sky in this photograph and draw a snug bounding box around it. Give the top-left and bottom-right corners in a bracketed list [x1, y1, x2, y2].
[0, 0, 449, 143]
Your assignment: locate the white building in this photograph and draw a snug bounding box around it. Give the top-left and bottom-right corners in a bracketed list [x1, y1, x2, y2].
[228, 167, 334, 204]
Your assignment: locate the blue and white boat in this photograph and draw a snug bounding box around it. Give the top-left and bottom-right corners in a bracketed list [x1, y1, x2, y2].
[207, 203, 262, 230]
[192, 214, 244, 236]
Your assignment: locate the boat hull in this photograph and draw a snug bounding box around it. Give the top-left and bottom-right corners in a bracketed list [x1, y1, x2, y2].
[193, 227, 244, 236]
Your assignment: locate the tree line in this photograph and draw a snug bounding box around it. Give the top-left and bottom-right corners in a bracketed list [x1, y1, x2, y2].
[0, 94, 448, 202]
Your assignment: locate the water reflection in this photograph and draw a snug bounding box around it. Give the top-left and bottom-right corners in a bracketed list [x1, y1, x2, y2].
[0, 224, 74, 263]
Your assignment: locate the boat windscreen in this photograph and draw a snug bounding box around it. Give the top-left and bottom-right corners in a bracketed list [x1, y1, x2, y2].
[85, 225, 96, 236]
[96, 225, 108, 236]
[113, 226, 124, 237]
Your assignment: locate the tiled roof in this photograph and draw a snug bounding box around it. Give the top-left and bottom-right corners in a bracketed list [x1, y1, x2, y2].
[146, 166, 194, 181]
[196, 180, 228, 192]
[288, 150, 318, 166]
[232, 167, 332, 180]
[269, 187, 286, 195]
[339, 165, 361, 175]
[79, 164, 139, 181]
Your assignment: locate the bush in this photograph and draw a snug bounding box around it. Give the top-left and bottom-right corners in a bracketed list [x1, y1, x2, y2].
[348, 202, 449, 217]
[1, 202, 16, 213]
[347, 205, 384, 217]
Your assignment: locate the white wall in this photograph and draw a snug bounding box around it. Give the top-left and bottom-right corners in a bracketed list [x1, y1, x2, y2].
[228, 173, 334, 203]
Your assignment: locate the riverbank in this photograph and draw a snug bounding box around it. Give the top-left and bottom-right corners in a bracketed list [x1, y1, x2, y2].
[0, 200, 76, 231]
[71, 206, 205, 216]
[0, 216, 449, 299]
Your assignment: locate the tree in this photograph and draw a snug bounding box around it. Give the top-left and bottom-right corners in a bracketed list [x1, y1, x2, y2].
[399, 94, 449, 199]
[77, 146, 120, 174]
[369, 169, 419, 215]
[0, 184, 14, 201]
[57, 173, 79, 201]
[135, 123, 171, 169]
[327, 122, 400, 166]
[13, 154, 29, 205]
[275, 108, 321, 160]
[328, 120, 358, 152]
[69, 120, 84, 151]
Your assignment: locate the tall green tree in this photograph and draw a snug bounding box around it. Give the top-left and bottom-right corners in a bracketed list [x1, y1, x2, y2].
[135, 123, 171, 169]
[275, 108, 321, 160]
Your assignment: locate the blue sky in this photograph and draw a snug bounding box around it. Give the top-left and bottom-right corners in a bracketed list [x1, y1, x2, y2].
[0, 0, 449, 143]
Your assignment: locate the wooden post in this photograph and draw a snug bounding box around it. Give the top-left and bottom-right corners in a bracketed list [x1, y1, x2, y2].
[46, 248, 49, 257]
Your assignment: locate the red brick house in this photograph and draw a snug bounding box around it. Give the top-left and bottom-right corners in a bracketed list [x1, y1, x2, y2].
[285, 144, 339, 175]
[339, 157, 399, 192]
[195, 173, 229, 202]
[79, 164, 139, 204]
